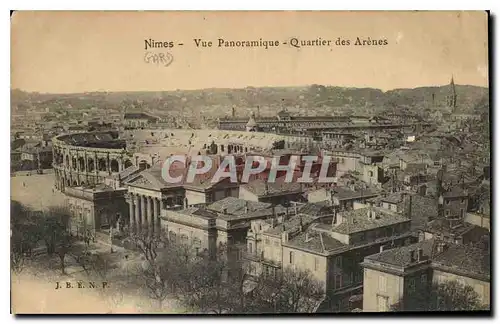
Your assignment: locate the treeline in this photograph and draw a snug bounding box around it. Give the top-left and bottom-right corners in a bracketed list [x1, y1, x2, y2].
[11, 200, 105, 277]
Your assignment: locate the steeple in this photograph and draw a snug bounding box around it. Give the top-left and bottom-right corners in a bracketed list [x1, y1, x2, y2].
[447, 75, 457, 112]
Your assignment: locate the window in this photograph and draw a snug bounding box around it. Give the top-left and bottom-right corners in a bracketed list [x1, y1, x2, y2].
[289, 251, 294, 264]
[334, 274, 342, 289]
[445, 210, 450, 216]
[377, 295, 389, 312]
[378, 275, 387, 293]
[460, 209, 465, 218]
[169, 231, 176, 241]
[409, 278, 416, 292]
[314, 258, 319, 271]
[461, 199, 466, 204]
[248, 242, 253, 254]
[421, 273, 428, 284]
[335, 256, 342, 268]
[446, 200, 450, 205]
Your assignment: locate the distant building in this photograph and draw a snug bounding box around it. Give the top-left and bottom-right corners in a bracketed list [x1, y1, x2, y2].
[123, 112, 160, 128]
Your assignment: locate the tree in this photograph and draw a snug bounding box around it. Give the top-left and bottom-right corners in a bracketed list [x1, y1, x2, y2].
[429, 280, 488, 311]
[128, 226, 171, 310]
[249, 267, 325, 313]
[10, 201, 41, 273]
[41, 206, 73, 274]
[391, 280, 489, 311]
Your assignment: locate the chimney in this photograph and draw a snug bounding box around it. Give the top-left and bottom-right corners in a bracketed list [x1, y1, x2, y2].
[417, 248, 424, 262]
[436, 242, 447, 253]
[222, 208, 228, 214]
[245, 201, 249, 214]
[407, 194, 413, 219]
[410, 250, 416, 263]
[294, 203, 298, 215]
[379, 245, 386, 253]
[367, 209, 373, 220]
[299, 217, 304, 232]
[281, 230, 289, 243]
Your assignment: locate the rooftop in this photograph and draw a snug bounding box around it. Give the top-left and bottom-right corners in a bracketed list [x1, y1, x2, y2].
[264, 214, 317, 236]
[432, 243, 490, 280]
[207, 197, 272, 216]
[332, 207, 409, 234]
[331, 186, 379, 200]
[364, 239, 436, 268]
[286, 229, 347, 254]
[423, 218, 487, 238]
[242, 177, 302, 197]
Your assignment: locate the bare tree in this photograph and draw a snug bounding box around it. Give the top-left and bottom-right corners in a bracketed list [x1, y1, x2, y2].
[10, 201, 41, 273]
[249, 267, 325, 313]
[128, 226, 171, 310]
[391, 280, 489, 311]
[41, 206, 74, 274]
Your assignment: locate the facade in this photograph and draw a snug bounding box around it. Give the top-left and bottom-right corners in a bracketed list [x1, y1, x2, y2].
[65, 184, 129, 235]
[246, 204, 415, 312]
[163, 197, 283, 260]
[19, 145, 53, 170]
[362, 240, 490, 311]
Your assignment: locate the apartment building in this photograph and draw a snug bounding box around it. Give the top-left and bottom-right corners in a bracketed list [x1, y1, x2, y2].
[362, 240, 490, 311]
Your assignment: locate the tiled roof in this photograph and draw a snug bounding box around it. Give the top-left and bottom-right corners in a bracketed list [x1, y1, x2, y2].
[381, 192, 405, 204]
[242, 177, 302, 197]
[331, 187, 379, 200]
[333, 207, 409, 234]
[286, 229, 347, 254]
[264, 214, 316, 236]
[423, 218, 475, 237]
[409, 195, 439, 231]
[364, 239, 436, 267]
[298, 201, 334, 217]
[432, 244, 490, 280]
[177, 206, 218, 219]
[207, 197, 272, 215]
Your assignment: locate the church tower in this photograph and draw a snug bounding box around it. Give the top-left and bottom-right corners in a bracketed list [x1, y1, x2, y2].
[446, 76, 457, 112]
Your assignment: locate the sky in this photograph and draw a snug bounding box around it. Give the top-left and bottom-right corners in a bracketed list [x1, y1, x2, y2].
[11, 11, 489, 93]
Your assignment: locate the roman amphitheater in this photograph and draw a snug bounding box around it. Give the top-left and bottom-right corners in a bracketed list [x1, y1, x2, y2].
[52, 129, 312, 191]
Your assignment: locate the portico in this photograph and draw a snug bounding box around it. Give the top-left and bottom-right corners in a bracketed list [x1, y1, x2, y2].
[127, 192, 162, 234]
[124, 167, 185, 235]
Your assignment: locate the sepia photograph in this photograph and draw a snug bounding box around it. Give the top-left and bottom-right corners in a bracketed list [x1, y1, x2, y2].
[9, 10, 491, 315]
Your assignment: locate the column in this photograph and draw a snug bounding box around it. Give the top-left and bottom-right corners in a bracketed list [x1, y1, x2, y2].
[135, 195, 141, 229]
[141, 195, 147, 230]
[152, 197, 159, 235]
[146, 196, 152, 234]
[129, 195, 135, 232]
